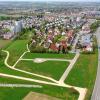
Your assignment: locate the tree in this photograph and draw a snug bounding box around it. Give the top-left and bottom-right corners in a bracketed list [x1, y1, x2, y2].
[3, 28, 10, 33]
[54, 35, 62, 43]
[62, 46, 66, 54]
[32, 29, 36, 35]
[0, 16, 10, 21]
[58, 45, 61, 54]
[31, 46, 47, 53]
[90, 21, 100, 32]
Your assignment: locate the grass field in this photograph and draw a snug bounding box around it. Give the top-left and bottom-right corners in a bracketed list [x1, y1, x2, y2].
[0, 39, 87, 100]
[0, 54, 54, 82]
[0, 77, 79, 100]
[65, 49, 98, 100]
[23, 52, 75, 59]
[5, 40, 28, 66]
[0, 41, 79, 100]
[16, 60, 69, 80]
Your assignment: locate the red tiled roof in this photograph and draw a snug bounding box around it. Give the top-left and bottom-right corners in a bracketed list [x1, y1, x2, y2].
[50, 43, 58, 51]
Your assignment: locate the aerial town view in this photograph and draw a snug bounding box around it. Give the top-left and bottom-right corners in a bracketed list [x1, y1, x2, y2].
[0, 0, 100, 100]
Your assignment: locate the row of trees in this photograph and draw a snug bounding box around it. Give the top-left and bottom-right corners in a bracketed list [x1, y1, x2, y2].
[0, 16, 11, 21]
[90, 20, 100, 32]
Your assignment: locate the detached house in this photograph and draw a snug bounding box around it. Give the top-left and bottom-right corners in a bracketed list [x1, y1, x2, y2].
[81, 24, 91, 34]
[80, 34, 93, 52]
[3, 32, 14, 39]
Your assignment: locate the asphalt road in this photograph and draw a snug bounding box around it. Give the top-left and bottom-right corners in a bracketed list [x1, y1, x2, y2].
[91, 27, 100, 100]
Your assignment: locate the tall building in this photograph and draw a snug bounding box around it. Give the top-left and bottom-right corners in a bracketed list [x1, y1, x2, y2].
[15, 20, 23, 33]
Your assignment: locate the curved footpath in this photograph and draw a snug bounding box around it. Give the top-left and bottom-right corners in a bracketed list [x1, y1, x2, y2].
[91, 27, 100, 100]
[2, 50, 58, 83]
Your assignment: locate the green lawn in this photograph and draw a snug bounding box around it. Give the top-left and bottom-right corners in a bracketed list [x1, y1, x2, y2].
[0, 54, 53, 82]
[65, 49, 98, 100]
[16, 60, 69, 80]
[0, 77, 79, 100]
[0, 76, 35, 84]
[5, 40, 28, 66]
[0, 39, 80, 100]
[23, 52, 75, 59]
[0, 48, 78, 100]
[0, 40, 11, 49]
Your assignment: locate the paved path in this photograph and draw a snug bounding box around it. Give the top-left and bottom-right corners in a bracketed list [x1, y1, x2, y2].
[21, 58, 72, 62]
[0, 73, 59, 85]
[0, 84, 42, 88]
[91, 27, 100, 100]
[13, 51, 29, 68]
[59, 53, 80, 83]
[27, 44, 30, 52]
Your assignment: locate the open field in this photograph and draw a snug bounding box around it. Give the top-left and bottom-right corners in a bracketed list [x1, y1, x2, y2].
[16, 60, 69, 80]
[0, 77, 79, 100]
[65, 49, 98, 100]
[23, 52, 75, 59]
[0, 54, 54, 82]
[5, 40, 28, 66]
[0, 39, 87, 100]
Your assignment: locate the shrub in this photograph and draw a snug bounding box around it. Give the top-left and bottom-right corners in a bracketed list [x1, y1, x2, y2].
[67, 46, 72, 50]
[48, 49, 58, 54]
[31, 46, 47, 53]
[82, 51, 95, 54]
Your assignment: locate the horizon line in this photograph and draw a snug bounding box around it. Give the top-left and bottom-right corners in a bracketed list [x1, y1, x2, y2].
[0, 0, 100, 3]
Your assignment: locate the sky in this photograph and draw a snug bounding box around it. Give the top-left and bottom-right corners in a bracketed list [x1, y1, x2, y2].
[0, 0, 100, 2]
